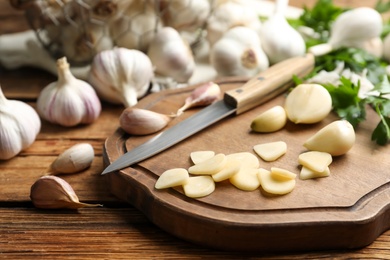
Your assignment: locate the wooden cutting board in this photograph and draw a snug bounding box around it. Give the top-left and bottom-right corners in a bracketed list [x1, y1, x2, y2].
[103, 77, 390, 252]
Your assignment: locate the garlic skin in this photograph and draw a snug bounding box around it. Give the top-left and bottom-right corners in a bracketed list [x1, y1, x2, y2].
[119, 108, 171, 135]
[309, 7, 383, 56]
[37, 57, 101, 127]
[30, 175, 101, 209]
[260, 0, 306, 64]
[210, 26, 269, 77]
[206, 0, 262, 46]
[0, 86, 41, 160]
[48, 143, 95, 175]
[147, 27, 195, 83]
[304, 120, 355, 156]
[89, 48, 154, 107]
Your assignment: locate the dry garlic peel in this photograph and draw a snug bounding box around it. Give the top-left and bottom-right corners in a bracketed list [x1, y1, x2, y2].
[147, 27, 195, 83]
[190, 151, 216, 165]
[37, 57, 101, 127]
[30, 176, 101, 209]
[0, 86, 41, 160]
[155, 168, 189, 189]
[250, 106, 287, 133]
[119, 108, 171, 135]
[300, 166, 330, 180]
[304, 120, 355, 156]
[229, 167, 261, 191]
[48, 143, 95, 175]
[258, 168, 296, 195]
[298, 151, 332, 173]
[253, 141, 287, 162]
[89, 48, 154, 107]
[212, 159, 241, 182]
[188, 153, 227, 175]
[183, 176, 215, 198]
[284, 84, 332, 124]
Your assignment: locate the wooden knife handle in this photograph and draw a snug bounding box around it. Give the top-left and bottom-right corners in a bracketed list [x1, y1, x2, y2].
[224, 53, 315, 115]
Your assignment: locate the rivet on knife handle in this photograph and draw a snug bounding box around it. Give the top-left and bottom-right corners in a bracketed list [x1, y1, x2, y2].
[101, 54, 315, 175]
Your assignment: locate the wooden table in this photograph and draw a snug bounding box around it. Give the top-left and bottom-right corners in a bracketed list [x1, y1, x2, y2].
[1, 0, 389, 258]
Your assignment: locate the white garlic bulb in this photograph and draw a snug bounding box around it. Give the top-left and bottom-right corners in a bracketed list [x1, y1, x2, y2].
[89, 48, 154, 107]
[147, 27, 195, 83]
[309, 7, 383, 56]
[110, 1, 161, 52]
[160, 0, 211, 32]
[206, 0, 262, 46]
[0, 86, 41, 160]
[210, 26, 269, 77]
[37, 57, 101, 127]
[260, 0, 306, 64]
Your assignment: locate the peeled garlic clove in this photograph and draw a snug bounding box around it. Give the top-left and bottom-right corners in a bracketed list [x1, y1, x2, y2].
[250, 105, 287, 133]
[30, 176, 101, 209]
[89, 48, 154, 107]
[37, 57, 101, 127]
[176, 82, 221, 116]
[147, 27, 195, 83]
[119, 108, 171, 135]
[284, 84, 332, 124]
[210, 26, 269, 77]
[304, 120, 355, 156]
[0, 86, 41, 160]
[260, 0, 306, 64]
[48, 143, 95, 175]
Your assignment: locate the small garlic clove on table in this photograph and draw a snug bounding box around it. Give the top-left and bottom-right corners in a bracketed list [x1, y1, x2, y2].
[30, 176, 101, 209]
[48, 143, 95, 175]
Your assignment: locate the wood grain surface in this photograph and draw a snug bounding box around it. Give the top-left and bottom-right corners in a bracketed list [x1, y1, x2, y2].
[2, 0, 390, 259]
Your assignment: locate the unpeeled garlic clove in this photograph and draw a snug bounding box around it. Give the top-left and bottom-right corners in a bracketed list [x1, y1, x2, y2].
[304, 120, 355, 156]
[30, 176, 102, 209]
[147, 27, 195, 83]
[176, 82, 221, 116]
[48, 143, 95, 175]
[284, 84, 332, 124]
[119, 108, 172, 135]
[37, 57, 101, 127]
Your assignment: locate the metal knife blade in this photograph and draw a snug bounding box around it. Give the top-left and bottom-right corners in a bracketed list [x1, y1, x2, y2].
[102, 53, 315, 175]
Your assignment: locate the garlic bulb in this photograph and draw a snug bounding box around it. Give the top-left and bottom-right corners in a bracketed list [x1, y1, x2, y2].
[309, 7, 383, 56]
[160, 0, 211, 32]
[206, 0, 262, 46]
[119, 108, 172, 135]
[260, 0, 306, 64]
[147, 27, 195, 83]
[37, 57, 101, 127]
[48, 143, 95, 175]
[210, 26, 269, 77]
[89, 48, 154, 107]
[110, 1, 161, 52]
[0, 86, 41, 160]
[30, 175, 101, 209]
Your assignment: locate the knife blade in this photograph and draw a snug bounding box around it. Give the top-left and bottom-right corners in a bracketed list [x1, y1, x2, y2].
[102, 53, 315, 175]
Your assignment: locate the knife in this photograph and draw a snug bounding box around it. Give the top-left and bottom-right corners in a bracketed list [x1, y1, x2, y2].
[102, 53, 315, 175]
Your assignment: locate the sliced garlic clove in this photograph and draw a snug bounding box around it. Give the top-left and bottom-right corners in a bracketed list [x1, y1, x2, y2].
[229, 167, 261, 191]
[253, 141, 287, 162]
[212, 158, 241, 182]
[284, 84, 332, 124]
[300, 166, 330, 180]
[226, 152, 260, 169]
[48, 143, 95, 175]
[270, 167, 297, 181]
[304, 120, 356, 156]
[190, 151, 216, 165]
[258, 168, 296, 195]
[298, 151, 332, 173]
[188, 153, 227, 175]
[155, 168, 189, 189]
[251, 106, 287, 133]
[183, 176, 215, 198]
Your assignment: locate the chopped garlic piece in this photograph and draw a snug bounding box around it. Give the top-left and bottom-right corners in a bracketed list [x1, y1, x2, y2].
[300, 166, 330, 180]
[298, 151, 332, 173]
[155, 168, 189, 189]
[258, 168, 296, 195]
[253, 141, 287, 162]
[190, 150, 215, 164]
[212, 158, 241, 182]
[183, 176, 215, 198]
[188, 153, 226, 175]
[229, 167, 260, 191]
